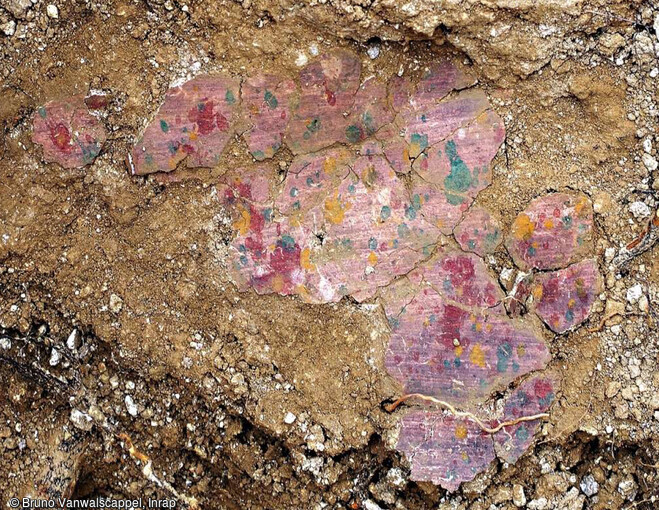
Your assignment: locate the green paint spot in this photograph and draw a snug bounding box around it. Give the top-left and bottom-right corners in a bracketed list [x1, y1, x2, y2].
[444, 140, 473, 193]
[410, 133, 429, 151]
[290, 187, 298, 197]
[160, 120, 169, 133]
[345, 125, 361, 143]
[279, 235, 296, 251]
[380, 206, 391, 221]
[485, 230, 500, 246]
[397, 223, 410, 238]
[264, 90, 278, 109]
[362, 112, 375, 135]
[251, 150, 265, 160]
[496, 343, 512, 373]
[515, 424, 529, 441]
[405, 205, 417, 220]
[446, 193, 465, 206]
[38, 107, 47, 118]
[225, 90, 236, 104]
[368, 237, 377, 250]
[307, 118, 320, 133]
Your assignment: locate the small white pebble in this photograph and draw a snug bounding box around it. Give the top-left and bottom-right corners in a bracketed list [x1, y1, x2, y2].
[295, 52, 308, 67]
[626, 283, 643, 304]
[629, 201, 651, 219]
[284, 411, 296, 424]
[125, 395, 138, 417]
[49, 348, 61, 367]
[66, 329, 79, 350]
[367, 44, 380, 60]
[47, 4, 59, 19]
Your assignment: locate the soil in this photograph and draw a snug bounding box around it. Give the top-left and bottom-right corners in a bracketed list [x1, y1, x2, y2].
[1, 0, 659, 509]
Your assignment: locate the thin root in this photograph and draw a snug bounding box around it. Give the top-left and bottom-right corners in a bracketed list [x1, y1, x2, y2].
[117, 433, 200, 510]
[384, 393, 550, 434]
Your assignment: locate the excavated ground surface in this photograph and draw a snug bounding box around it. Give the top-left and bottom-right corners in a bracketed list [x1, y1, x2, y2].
[1, 0, 659, 508]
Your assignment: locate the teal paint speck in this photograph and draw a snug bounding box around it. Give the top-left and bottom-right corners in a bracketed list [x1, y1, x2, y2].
[444, 140, 473, 193]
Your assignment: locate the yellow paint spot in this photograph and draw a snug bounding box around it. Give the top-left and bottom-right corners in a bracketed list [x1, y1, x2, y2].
[531, 284, 543, 300]
[517, 344, 526, 357]
[461, 451, 469, 461]
[403, 147, 410, 163]
[512, 213, 535, 241]
[455, 424, 468, 440]
[475, 322, 483, 332]
[323, 156, 337, 175]
[301, 248, 316, 271]
[368, 251, 378, 266]
[567, 298, 576, 309]
[575, 196, 588, 215]
[544, 219, 554, 229]
[324, 193, 348, 224]
[455, 346, 463, 357]
[189, 131, 198, 141]
[486, 323, 493, 332]
[295, 284, 309, 298]
[469, 344, 486, 368]
[234, 205, 251, 235]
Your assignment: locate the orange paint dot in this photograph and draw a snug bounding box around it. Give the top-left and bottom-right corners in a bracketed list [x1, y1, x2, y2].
[512, 213, 535, 241]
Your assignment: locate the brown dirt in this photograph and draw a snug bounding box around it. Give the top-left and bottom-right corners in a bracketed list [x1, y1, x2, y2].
[1, 0, 658, 508]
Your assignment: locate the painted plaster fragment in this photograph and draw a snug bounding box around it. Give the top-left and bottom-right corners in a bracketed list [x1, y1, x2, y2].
[388, 61, 476, 114]
[506, 193, 594, 270]
[395, 374, 556, 492]
[285, 51, 361, 154]
[381, 253, 550, 409]
[396, 411, 495, 492]
[243, 75, 296, 160]
[32, 97, 107, 168]
[343, 77, 394, 144]
[129, 75, 241, 175]
[530, 258, 601, 333]
[454, 206, 502, 256]
[493, 375, 556, 463]
[226, 148, 441, 303]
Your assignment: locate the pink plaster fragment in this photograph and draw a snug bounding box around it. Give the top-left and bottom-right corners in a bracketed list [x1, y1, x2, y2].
[396, 410, 495, 492]
[531, 258, 602, 333]
[409, 176, 473, 235]
[285, 51, 361, 154]
[32, 97, 107, 168]
[343, 77, 394, 144]
[400, 89, 491, 156]
[381, 255, 550, 408]
[130, 75, 241, 175]
[454, 206, 503, 256]
[243, 75, 296, 160]
[494, 375, 557, 463]
[506, 193, 594, 270]
[227, 149, 440, 303]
